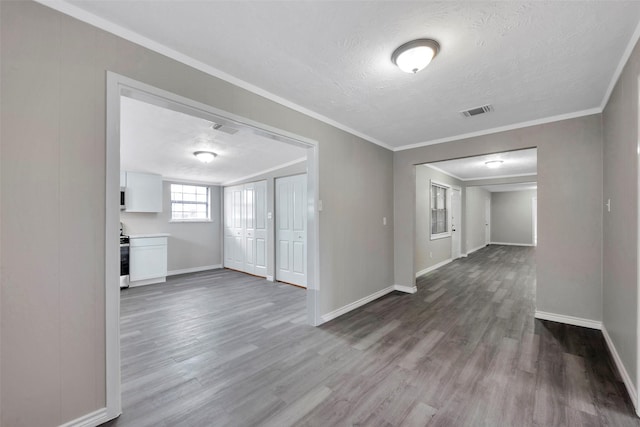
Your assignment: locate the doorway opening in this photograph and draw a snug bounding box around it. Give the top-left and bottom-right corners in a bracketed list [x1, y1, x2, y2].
[105, 73, 320, 419]
[414, 147, 537, 278]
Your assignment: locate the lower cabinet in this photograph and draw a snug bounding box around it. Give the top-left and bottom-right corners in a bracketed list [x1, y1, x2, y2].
[129, 236, 168, 286]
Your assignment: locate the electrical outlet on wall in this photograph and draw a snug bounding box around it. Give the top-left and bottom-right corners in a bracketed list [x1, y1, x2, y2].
[429, 252, 433, 258]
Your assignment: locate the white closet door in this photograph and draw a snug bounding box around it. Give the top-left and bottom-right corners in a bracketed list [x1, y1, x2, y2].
[254, 181, 267, 277]
[223, 181, 267, 277]
[243, 183, 256, 274]
[276, 174, 307, 287]
[223, 185, 245, 271]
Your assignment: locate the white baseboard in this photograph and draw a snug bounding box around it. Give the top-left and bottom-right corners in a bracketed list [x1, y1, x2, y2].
[167, 264, 222, 276]
[394, 284, 417, 294]
[416, 258, 453, 278]
[534, 310, 602, 330]
[490, 241, 535, 247]
[266, 275, 274, 282]
[58, 408, 111, 427]
[465, 244, 487, 256]
[128, 276, 166, 287]
[321, 286, 395, 323]
[601, 326, 639, 416]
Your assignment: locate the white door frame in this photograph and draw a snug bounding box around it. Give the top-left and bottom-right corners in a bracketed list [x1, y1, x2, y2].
[106, 72, 321, 419]
[532, 196, 537, 246]
[485, 196, 491, 245]
[450, 186, 462, 259]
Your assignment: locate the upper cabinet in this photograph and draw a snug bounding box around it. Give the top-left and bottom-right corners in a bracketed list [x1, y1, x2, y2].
[125, 172, 163, 213]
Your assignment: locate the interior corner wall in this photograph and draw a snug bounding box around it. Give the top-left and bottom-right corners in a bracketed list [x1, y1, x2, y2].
[120, 182, 223, 273]
[415, 165, 463, 275]
[464, 186, 490, 254]
[0, 2, 394, 425]
[490, 190, 537, 245]
[395, 114, 603, 323]
[602, 33, 640, 395]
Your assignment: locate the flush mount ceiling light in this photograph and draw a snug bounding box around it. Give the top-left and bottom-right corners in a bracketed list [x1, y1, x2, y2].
[391, 39, 440, 74]
[485, 160, 504, 169]
[194, 151, 217, 163]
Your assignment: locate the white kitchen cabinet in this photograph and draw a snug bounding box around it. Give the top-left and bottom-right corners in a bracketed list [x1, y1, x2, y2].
[125, 171, 163, 213]
[129, 236, 168, 286]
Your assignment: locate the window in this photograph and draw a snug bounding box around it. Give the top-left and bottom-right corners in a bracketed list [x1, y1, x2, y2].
[170, 184, 210, 221]
[430, 181, 450, 239]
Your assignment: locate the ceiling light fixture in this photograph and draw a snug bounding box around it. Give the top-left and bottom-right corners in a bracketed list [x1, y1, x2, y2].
[485, 160, 504, 169]
[391, 39, 440, 74]
[194, 151, 217, 163]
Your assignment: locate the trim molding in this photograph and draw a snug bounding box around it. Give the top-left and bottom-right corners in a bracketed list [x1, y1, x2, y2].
[167, 264, 222, 276]
[534, 310, 602, 330]
[321, 286, 395, 323]
[490, 242, 535, 247]
[465, 244, 486, 256]
[394, 284, 417, 294]
[58, 408, 112, 427]
[600, 17, 640, 110]
[416, 258, 453, 278]
[395, 108, 601, 151]
[601, 326, 639, 415]
[33, 1, 392, 151]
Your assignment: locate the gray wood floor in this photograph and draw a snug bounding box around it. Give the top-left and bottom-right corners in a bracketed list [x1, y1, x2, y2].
[103, 245, 639, 426]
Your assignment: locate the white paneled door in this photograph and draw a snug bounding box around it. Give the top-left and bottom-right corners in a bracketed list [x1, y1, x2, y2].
[224, 184, 245, 271]
[276, 174, 307, 287]
[223, 180, 267, 276]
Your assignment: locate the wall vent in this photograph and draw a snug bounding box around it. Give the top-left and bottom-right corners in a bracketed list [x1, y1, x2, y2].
[461, 104, 494, 117]
[210, 122, 239, 135]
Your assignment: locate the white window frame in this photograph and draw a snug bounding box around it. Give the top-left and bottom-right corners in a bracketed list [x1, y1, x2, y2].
[430, 179, 452, 240]
[170, 183, 212, 222]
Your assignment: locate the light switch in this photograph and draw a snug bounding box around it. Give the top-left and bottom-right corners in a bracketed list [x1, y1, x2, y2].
[383, 217, 387, 225]
[318, 200, 323, 211]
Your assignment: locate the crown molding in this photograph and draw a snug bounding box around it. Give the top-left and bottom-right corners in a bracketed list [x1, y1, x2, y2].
[34, 0, 393, 152]
[600, 16, 640, 110]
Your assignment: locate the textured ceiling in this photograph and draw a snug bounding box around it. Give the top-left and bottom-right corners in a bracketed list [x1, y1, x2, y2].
[62, 1, 640, 149]
[478, 183, 538, 193]
[120, 97, 306, 184]
[426, 148, 537, 181]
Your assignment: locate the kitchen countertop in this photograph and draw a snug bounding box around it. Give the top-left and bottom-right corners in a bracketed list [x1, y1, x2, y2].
[128, 233, 170, 238]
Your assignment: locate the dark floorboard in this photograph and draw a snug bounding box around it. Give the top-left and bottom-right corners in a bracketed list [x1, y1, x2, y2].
[102, 245, 639, 426]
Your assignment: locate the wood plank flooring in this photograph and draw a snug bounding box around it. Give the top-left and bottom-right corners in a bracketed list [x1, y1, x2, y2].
[102, 245, 639, 426]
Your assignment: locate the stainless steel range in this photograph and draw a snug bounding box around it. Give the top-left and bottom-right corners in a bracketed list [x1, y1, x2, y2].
[120, 235, 130, 289]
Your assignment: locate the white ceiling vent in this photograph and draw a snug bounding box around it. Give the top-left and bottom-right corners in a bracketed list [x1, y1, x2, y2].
[461, 104, 494, 118]
[210, 122, 239, 135]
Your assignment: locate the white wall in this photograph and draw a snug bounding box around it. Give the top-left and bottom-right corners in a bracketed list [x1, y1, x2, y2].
[415, 165, 463, 275]
[490, 190, 537, 245]
[465, 186, 490, 254]
[120, 181, 222, 273]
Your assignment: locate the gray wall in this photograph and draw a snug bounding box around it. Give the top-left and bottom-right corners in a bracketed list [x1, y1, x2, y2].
[0, 2, 394, 425]
[120, 181, 222, 273]
[602, 32, 639, 393]
[415, 165, 463, 274]
[225, 160, 307, 280]
[395, 115, 603, 324]
[465, 187, 490, 253]
[490, 190, 537, 245]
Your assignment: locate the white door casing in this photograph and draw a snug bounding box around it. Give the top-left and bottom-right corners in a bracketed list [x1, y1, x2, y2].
[532, 196, 538, 246]
[451, 187, 462, 259]
[254, 180, 268, 276]
[276, 174, 307, 287]
[485, 196, 491, 245]
[244, 182, 256, 274]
